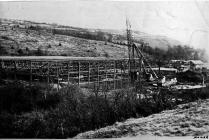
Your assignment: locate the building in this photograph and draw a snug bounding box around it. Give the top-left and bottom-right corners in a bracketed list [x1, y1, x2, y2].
[170, 60, 205, 72]
[188, 60, 204, 71]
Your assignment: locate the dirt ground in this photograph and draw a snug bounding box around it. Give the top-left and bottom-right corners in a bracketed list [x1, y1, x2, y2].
[74, 99, 209, 139]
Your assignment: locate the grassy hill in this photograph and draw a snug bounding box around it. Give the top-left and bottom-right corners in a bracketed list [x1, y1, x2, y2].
[0, 19, 128, 58]
[75, 98, 209, 138]
[0, 18, 183, 58]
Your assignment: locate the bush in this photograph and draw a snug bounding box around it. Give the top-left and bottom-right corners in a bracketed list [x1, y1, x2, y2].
[0, 112, 16, 138]
[13, 111, 47, 138]
[1, 80, 209, 138]
[17, 49, 24, 55]
[35, 48, 44, 56]
[0, 81, 60, 114]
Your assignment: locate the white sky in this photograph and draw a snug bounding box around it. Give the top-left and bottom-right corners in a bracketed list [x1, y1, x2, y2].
[0, 0, 209, 51]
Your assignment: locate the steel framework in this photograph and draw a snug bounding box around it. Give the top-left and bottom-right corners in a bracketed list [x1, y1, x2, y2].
[0, 56, 141, 91]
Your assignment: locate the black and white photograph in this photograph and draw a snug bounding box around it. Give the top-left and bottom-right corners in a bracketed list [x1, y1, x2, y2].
[0, 0, 209, 139]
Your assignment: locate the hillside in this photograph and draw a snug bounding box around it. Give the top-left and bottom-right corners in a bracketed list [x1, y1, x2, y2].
[75, 99, 209, 138]
[0, 19, 128, 58]
[0, 18, 183, 58]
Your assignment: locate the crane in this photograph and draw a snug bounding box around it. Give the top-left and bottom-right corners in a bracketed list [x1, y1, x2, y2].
[125, 18, 158, 84]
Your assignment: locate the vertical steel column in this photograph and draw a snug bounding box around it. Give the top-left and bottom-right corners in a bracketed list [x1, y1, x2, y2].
[30, 61, 32, 86]
[120, 61, 123, 89]
[128, 59, 131, 87]
[0, 60, 4, 80]
[56, 62, 59, 91]
[113, 61, 116, 89]
[88, 62, 90, 86]
[105, 62, 107, 91]
[139, 57, 142, 90]
[78, 62, 80, 86]
[67, 61, 70, 88]
[14, 61, 17, 80]
[1, 59, 4, 69]
[47, 61, 50, 87]
[97, 63, 99, 91]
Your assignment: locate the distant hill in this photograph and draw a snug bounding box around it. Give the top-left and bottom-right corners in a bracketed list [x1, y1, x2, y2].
[0, 18, 188, 59]
[0, 18, 128, 58]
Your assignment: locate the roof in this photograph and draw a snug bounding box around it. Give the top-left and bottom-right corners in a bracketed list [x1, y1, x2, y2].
[0, 56, 134, 62]
[152, 67, 178, 72]
[188, 60, 204, 65]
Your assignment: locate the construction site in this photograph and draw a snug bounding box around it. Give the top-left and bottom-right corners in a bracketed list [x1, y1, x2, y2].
[0, 19, 207, 93]
[1, 3, 209, 138]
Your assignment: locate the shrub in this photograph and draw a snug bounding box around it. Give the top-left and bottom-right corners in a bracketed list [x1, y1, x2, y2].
[0, 45, 7, 55]
[0, 112, 16, 138]
[48, 44, 52, 48]
[13, 111, 47, 138]
[0, 81, 60, 114]
[17, 49, 24, 55]
[35, 48, 44, 56]
[1, 80, 209, 138]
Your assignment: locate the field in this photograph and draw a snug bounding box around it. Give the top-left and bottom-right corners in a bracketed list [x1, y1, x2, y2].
[0, 18, 184, 59]
[0, 19, 128, 58]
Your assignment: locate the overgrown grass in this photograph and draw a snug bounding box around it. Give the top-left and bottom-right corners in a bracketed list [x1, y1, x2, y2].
[0, 80, 209, 138]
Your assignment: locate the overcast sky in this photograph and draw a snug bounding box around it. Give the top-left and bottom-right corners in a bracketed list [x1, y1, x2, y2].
[0, 0, 209, 51]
